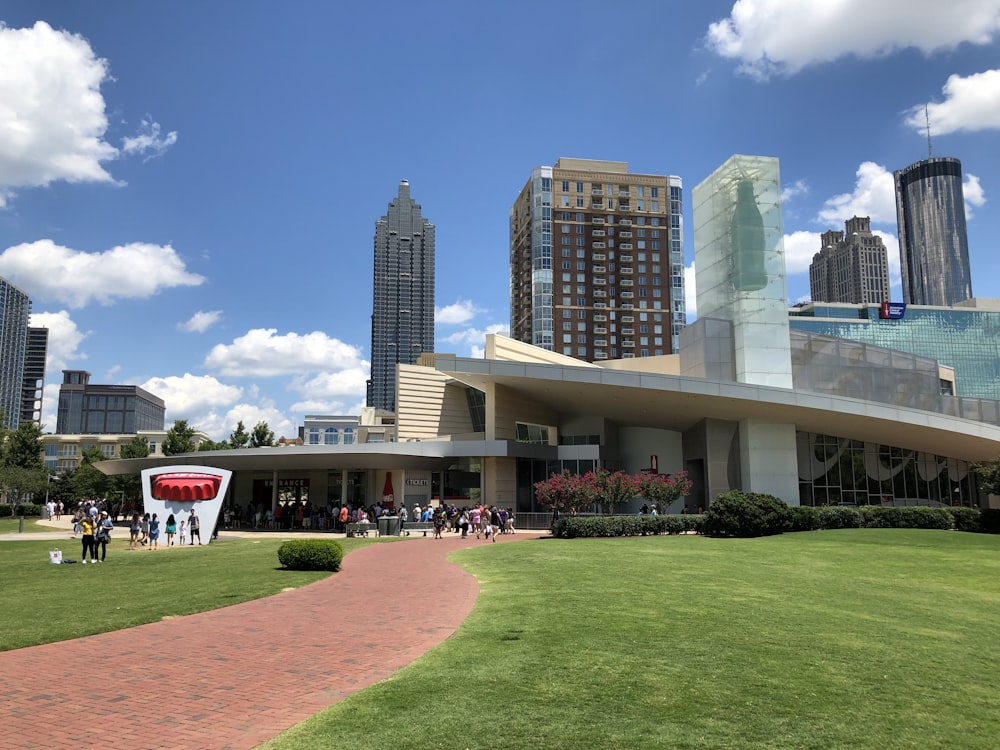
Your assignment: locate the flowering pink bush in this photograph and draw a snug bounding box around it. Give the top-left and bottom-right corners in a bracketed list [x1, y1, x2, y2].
[534, 468, 692, 513]
[637, 470, 693, 509]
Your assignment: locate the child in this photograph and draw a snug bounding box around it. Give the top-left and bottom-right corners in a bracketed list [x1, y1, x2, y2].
[129, 513, 141, 551]
[148, 513, 160, 550]
[179, 520, 187, 546]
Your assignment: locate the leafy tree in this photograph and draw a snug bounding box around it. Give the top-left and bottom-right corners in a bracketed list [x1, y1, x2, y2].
[120, 435, 150, 460]
[229, 420, 250, 449]
[0, 465, 47, 505]
[637, 470, 694, 512]
[250, 421, 275, 448]
[2, 422, 45, 470]
[197, 439, 230, 451]
[163, 419, 197, 456]
[533, 471, 595, 511]
[584, 468, 639, 513]
[72, 447, 109, 501]
[974, 457, 1000, 496]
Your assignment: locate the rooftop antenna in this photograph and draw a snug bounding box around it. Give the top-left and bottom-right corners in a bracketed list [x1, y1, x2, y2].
[925, 104, 933, 158]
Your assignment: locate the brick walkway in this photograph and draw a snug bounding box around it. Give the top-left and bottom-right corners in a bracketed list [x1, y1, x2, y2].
[0, 531, 530, 749]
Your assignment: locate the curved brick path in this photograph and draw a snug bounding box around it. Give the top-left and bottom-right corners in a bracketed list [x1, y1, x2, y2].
[0, 531, 530, 750]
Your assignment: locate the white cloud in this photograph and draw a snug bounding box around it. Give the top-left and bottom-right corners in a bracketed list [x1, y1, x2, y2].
[0, 21, 118, 205]
[816, 162, 897, 226]
[203, 329, 367, 377]
[121, 117, 178, 160]
[964, 174, 987, 218]
[904, 69, 1000, 135]
[141, 373, 243, 417]
[441, 323, 510, 355]
[782, 231, 821, 275]
[288, 368, 369, 400]
[435, 299, 480, 325]
[0, 240, 204, 307]
[179, 310, 222, 333]
[781, 179, 809, 203]
[706, 0, 1000, 78]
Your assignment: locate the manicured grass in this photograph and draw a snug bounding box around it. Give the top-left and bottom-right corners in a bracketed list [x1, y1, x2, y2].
[0, 517, 51, 534]
[263, 530, 1000, 749]
[0, 536, 384, 651]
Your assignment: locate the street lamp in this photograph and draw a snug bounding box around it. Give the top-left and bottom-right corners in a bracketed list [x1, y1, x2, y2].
[44, 473, 60, 517]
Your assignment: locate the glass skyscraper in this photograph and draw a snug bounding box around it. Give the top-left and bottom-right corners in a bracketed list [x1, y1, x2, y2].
[894, 157, 972, 306]
[0, 277, 31, 430]
[367, 180, 435, 412]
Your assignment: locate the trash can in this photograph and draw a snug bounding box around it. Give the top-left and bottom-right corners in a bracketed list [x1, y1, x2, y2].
[378, 515, 399, 537]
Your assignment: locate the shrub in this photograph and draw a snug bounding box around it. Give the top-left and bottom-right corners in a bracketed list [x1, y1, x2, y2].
[277, 539, 344, 571]
[789, 505, 821, 532]
[947, 507, 982, 533]
[979, 508, 1000, 534]
[550, 514, 701, 539]
[3, 503, 42, 518]
[701, 492, 792, 538]
[815, 505, 862, 529]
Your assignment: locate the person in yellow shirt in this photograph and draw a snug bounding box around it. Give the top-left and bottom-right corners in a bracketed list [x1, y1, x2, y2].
[80, 513, 99, 564]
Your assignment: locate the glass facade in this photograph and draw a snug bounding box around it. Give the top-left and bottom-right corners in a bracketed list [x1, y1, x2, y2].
[0, 277, 31, 430]
[789, 303, 1000, 401]
[797, 432, 978, 507]
[894, 157, 972, 306]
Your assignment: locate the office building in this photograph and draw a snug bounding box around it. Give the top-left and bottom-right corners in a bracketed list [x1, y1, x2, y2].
[809, 216, 890, 304]
[510, 158, 685, 362]
[55, 370, 165, 434]
[43, 428, 209, 472]
[894, 157, 972, 306]
[0, 277, 31, 430]
[20, 327, 48, 427]
[789, 298, 1000, 401]
[367, 180, 435, 412]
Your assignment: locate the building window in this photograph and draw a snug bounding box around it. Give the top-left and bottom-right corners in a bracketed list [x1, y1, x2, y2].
[562, 180, 569, 191]
[324, 428, 339, 445]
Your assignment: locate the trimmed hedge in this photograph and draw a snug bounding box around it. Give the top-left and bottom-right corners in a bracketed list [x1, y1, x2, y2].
[551, 514, 702, 539]
[701, 491, 792, 538]
[0, 504, 42, 518]
[277, 539, 344, 571]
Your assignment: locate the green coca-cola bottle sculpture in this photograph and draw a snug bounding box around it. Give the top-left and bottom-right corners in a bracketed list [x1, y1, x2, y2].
[731, 179, 768, 291]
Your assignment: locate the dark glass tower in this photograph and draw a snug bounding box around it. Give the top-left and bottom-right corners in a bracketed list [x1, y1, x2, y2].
[20, 326, 48, 427]
[0, 276, 31, 430]
[894, 157, 972, 306]
[367, 180, 435, 412]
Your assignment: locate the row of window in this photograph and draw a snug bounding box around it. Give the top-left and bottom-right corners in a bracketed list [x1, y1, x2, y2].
[557, 212, 666, 226]
[559, 181, 661, 197]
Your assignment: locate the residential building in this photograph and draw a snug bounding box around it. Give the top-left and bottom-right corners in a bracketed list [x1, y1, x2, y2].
[367, 179, 435, 412]
[20, 327, 48, 428]
[302, 415, 358, 446]
[894, 157, 972, 306]
[809, 216, 890, 304]
[510, 158, 685, 362]
[55, 370, 165, 434]
[43, 428, 209, 472]
[0, 276, 31, 430]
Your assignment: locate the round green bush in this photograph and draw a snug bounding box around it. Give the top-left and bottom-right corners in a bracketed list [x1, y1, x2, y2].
[277, 539, 344, 571]
[702, 491, 792, 538]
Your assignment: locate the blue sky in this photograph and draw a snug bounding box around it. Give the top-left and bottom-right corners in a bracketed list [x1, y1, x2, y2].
[1, 1, 999, 440]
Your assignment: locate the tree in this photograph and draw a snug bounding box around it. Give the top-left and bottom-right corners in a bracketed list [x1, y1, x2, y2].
[584, 468, 639, 513]
[2, 422, 45, 470]
[0, 465, 47, 506]
[108, 436, 149, 513]
[163, 419, 197, 455]
[120, 435, 150, 460]
[229, 420, 250, 449]
[637, 470, 694, 512]
[250, 421, 275, 448]
[533, 471, 595, 511]
[974, 457, 1000, 496]
[197, 439, 230, 451]
[72, 446, 109, 501]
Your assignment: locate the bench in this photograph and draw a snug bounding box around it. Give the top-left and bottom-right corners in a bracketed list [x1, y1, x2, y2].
[346, 522, 378, 537]
[399, 522, 435, 537]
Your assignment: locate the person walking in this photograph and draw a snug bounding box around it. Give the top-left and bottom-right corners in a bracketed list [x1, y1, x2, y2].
[140, 513, 150, 546]
[179, 520, 187, 546]
[148, 513, 161, 550]
[80, 513, 98, 564]
[398, 504, 409, 536]
[189, 508, 201, 545]
[165, 514, 177, 546]
[95, 510, 114, 561]
[129, 513, 142, 551]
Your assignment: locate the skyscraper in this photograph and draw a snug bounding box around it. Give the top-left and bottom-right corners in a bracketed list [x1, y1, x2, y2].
[55, 370, 165, 434]
[809, 216, 890, 304]
[20, 327, 48, 427]
[894, 157, 972, 306]
[510, 158, 685, 361]
[367, 180, 435, 412]
[0, 276, 31, 430]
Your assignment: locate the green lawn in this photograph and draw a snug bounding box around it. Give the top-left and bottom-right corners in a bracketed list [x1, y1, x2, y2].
[263, 529, 1000, 750]
[0, 517, 53, 534]
[0, 535, 382, 651]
